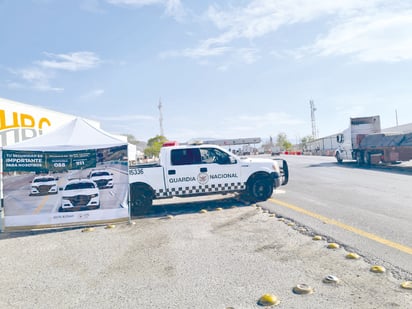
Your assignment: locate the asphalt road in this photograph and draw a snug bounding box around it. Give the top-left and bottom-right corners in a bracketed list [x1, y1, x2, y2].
[264, 155, 412, 278]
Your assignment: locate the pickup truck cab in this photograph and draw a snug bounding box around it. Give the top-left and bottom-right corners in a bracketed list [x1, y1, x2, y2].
[129, 143, 288, 214]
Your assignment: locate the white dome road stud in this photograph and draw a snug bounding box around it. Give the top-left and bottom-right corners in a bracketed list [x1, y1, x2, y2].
[257, 293, 280, 306]
[199, 209, 208, 213]
[292, 284, 314, 295]
[323, 275, 340, 284]
[370, 265, 386, 273]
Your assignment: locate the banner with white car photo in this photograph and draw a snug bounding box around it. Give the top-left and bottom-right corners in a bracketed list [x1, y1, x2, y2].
[1, 118, 130, 231]
[2, 145, 129, 230]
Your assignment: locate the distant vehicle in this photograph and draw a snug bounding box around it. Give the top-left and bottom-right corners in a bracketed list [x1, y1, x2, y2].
[30, 175, 58, 196]
[59, 179, 100, 212]
[335, 115, 412, 165]
[87, 169, 114, 189]
[334, 116, 381, 164]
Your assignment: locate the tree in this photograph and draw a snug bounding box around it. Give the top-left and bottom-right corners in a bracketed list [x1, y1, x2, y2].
[300, 135, 315, 151]
[144, 135, 167, 158]
[276, 132, 292, 151]
[122, 134, 140, 145]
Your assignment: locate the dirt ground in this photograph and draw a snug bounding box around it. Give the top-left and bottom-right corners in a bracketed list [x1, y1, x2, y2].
[0, 199, 411, 309]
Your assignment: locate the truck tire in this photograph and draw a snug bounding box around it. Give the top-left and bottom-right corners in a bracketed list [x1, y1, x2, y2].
[364, 152, 371, 166]
[130, 186, 153, 216]
[244, 177, 274, 202]
[356, 151, 364, 166]
[335, 152, 343, 164]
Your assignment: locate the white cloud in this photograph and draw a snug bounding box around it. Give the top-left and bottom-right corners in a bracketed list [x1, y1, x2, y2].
[106, 0, 185, 19]
[8, 51, 101, 92]
[309, 11, 412, 62]
[168, 0, 412, 64]
[10, 67, 63, 92]
[80, 89, 105, 100]
[36, 52, 101, 71]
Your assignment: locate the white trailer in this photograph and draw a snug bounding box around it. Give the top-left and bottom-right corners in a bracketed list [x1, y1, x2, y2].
[334, 116, 381, 164]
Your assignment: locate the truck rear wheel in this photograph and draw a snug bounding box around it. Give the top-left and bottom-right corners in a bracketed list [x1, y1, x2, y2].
[130, 186, 153, 216]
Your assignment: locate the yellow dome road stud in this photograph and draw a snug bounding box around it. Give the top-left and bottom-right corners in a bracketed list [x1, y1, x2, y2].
[199, 209, 208, 213]
[312, 235, 322, 241]
[400, 281, 412, 289]
[346, 252, 360, 259]
[215, 207, 223, 211]
[81, 227, 95, 233]
[327, 243, 340, 249]
[269, 214, 276, 217]
[370, 265, 386, 273]
[292, 284, 314, 295]
[323, 275, 340, 284]
[287, 222, 295, 226]
[257, 293, 280, 306]
[105, 224, 116, 229]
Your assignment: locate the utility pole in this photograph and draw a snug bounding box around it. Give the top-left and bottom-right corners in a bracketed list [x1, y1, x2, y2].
[395, 109, 399, 127]
[158, 98, 164, 137]
[310, 100, 318, 139]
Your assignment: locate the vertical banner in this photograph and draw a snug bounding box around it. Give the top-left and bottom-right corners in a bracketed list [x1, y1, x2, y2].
[2, 145, 129, 230]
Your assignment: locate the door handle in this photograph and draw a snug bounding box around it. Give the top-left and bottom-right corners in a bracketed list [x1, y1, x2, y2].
[200, 167, 207, 172]
[168, 170, 176, 175]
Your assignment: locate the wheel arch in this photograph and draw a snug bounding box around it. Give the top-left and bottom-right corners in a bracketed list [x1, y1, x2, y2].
[129, 182, 155, 199]
[246, 171, 273, 186]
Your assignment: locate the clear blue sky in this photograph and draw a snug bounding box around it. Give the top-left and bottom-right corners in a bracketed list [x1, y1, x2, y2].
[1, 0, 412, 144]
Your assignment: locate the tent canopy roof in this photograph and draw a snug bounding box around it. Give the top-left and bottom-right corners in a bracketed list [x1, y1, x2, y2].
[4, 118, 127, 151]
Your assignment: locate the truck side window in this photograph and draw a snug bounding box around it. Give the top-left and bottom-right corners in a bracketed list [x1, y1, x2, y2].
[200, 148, 231, 165]
[171, 148, 201, 165]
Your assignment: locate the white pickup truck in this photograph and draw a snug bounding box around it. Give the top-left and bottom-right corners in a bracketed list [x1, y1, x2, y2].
[129, 143, 288, 214]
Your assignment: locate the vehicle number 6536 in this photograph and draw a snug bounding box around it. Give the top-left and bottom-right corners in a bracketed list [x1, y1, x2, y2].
[130, 168, 144, 175]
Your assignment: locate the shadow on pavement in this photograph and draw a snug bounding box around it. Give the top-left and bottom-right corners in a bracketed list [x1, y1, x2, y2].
[131, 195, 250, 219]
[307, 160, 412, 175]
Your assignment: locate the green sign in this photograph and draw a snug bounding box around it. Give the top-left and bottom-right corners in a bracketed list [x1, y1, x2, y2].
[3, 149, 97, 172]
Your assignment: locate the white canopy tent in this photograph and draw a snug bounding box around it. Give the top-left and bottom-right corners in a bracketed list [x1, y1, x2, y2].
[3, 117, 127, 151]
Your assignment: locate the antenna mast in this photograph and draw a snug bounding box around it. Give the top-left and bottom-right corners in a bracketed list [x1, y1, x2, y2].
[158, 98, 164, 136]
[310, 100, 318, 139]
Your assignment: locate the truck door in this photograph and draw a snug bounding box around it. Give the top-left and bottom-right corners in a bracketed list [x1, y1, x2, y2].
[198, 146, 243, 194]
[165, 147, 242, 197]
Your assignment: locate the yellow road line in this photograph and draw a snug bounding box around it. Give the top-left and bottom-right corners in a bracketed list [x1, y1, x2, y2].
[34, 196, 49, 214]
[269, 198, 412, 255]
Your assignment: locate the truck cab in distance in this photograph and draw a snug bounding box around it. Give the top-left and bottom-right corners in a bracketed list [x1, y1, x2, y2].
[129, 143, 288, 214]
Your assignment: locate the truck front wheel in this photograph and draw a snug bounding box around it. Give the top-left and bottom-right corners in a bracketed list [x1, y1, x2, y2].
[243, 177, 273, 203]
[130, 187, 153, 216]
